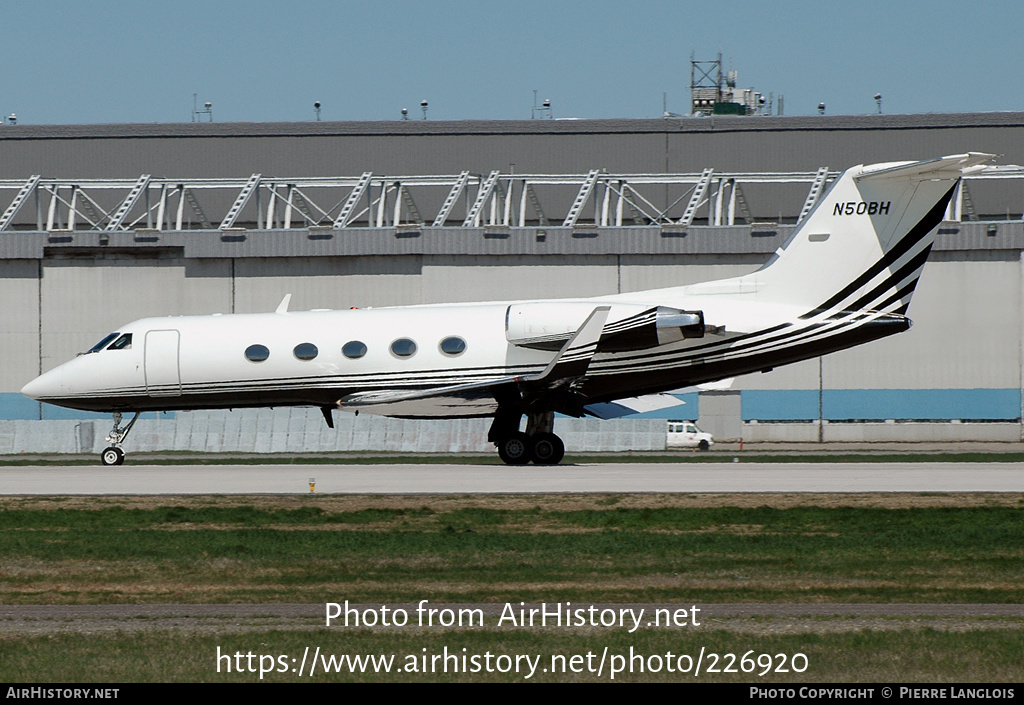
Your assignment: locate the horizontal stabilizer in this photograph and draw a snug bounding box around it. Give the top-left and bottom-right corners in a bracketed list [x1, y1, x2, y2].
[856, 153, 995, 181]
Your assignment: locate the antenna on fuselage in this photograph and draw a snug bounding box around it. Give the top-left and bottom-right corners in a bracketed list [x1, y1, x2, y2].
[275, 294, 292, 314]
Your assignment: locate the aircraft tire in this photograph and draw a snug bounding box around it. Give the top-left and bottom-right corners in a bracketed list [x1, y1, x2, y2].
[497, 432, 532, 465]
[531, 432, 565, 465]
[101, 446, 125, 466]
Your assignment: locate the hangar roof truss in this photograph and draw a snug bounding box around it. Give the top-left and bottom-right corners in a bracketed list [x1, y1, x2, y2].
[0, 166, 1020, 232]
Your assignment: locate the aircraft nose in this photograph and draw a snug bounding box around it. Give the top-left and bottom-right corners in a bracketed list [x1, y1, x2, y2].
[21, 366, 65, 401]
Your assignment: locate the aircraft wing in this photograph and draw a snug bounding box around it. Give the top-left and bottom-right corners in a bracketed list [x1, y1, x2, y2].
[584, 393, 687, 420]
[336, 306, 612, 418]
[520, 306, 610, 386]
[337, 375, 516, 417]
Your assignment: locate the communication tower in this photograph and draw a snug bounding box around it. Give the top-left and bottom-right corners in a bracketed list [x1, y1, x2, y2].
[690, 52, 768, 116]
[690, 51, 723, 116]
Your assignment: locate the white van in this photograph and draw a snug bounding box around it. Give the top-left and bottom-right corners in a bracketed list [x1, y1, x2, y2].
[666, 420, 713, 451]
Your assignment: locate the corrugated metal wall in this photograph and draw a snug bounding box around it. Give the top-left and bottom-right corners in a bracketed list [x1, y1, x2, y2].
[1, 114, 1022, 218]
[2, 115, 1023, 439]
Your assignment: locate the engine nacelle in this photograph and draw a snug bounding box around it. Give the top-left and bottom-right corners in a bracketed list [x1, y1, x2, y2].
[506, 303, 705, 352]
[599, 306, 705, 351]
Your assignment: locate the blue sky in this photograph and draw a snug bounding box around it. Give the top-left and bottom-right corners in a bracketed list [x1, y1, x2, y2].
[2, 0, 1022, 124]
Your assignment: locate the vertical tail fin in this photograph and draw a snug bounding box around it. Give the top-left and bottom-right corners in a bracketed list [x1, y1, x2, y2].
[752, 153, 994, 316]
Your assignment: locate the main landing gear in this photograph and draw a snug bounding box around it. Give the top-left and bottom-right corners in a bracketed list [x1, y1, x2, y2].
[101, 411, 140, 466]
[491, 411, 565, 466]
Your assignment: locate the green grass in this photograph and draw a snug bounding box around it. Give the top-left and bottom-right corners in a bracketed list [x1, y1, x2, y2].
[3, 497, 1023, 604]
[4, 495, 1023, 683]
[4, 627, 1023, 682]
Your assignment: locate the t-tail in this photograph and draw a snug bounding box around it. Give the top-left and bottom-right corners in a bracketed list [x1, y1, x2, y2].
[745, 152, 994, 317]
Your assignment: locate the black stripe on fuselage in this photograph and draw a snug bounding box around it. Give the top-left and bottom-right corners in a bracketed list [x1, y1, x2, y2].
[590, 317, 836, 375]
[601, 307, 656, 334]
[873, 277, 920, 314]
[584, 322, 795, 371]
[580, 313, 909, 402]
[842, 243, 933, 315]
[43, 310, 908, 415]
[800, 184, 955, 319]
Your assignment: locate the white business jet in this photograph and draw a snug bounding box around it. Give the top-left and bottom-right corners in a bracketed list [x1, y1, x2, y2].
[21, 153, 992, 466]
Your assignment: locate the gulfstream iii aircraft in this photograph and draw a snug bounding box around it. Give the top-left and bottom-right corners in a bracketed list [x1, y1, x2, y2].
[21, 153, 992, 466]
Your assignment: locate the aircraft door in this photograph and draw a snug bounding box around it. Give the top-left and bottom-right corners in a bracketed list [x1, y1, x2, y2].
[144, 329, 182, 397]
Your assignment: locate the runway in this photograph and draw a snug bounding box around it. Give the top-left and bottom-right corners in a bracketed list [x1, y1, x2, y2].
[4, 461, 1024, 494]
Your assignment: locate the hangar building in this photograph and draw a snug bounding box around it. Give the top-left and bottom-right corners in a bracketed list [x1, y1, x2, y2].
[2, 112, 1023, 452]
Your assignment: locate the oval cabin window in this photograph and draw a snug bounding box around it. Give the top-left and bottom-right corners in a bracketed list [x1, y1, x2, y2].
[390, 338, 417, 358]
[342, 341, 367, 359]
[245, 344, 270, 362]
[439, 336, 467, 356]
[293, 343, 318, 361]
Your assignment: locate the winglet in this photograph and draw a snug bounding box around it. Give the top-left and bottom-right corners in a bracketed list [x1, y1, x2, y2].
[275, 294, 292, 314]
[523, 306, 611, 384]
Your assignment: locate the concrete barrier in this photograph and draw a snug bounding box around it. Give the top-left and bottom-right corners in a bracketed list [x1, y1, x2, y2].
[0, 410, 668, 455]
[4, 413, 1018, 455]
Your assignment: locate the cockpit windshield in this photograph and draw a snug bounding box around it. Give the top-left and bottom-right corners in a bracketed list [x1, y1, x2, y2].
[83, 332, 132, 354]
[85, 332, 120, 354]
[108, 333, 132, 350]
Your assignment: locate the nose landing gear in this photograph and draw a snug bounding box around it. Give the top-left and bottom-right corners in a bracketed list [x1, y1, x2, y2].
[101, 446, 125, 466]
[100, 411, 140, 466]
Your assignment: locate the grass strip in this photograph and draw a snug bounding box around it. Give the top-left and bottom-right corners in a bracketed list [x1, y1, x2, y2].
[2, 496, 1022, 604]
[3, 627, 1022, 682]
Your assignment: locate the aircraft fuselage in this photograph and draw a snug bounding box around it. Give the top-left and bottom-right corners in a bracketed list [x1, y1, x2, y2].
[20, 153, 994, 465]
[22, 293, 907, 418]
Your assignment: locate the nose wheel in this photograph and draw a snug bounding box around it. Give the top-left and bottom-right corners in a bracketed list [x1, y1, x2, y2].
[101, 446, 125, 466]
[100, 412, 139, 466]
